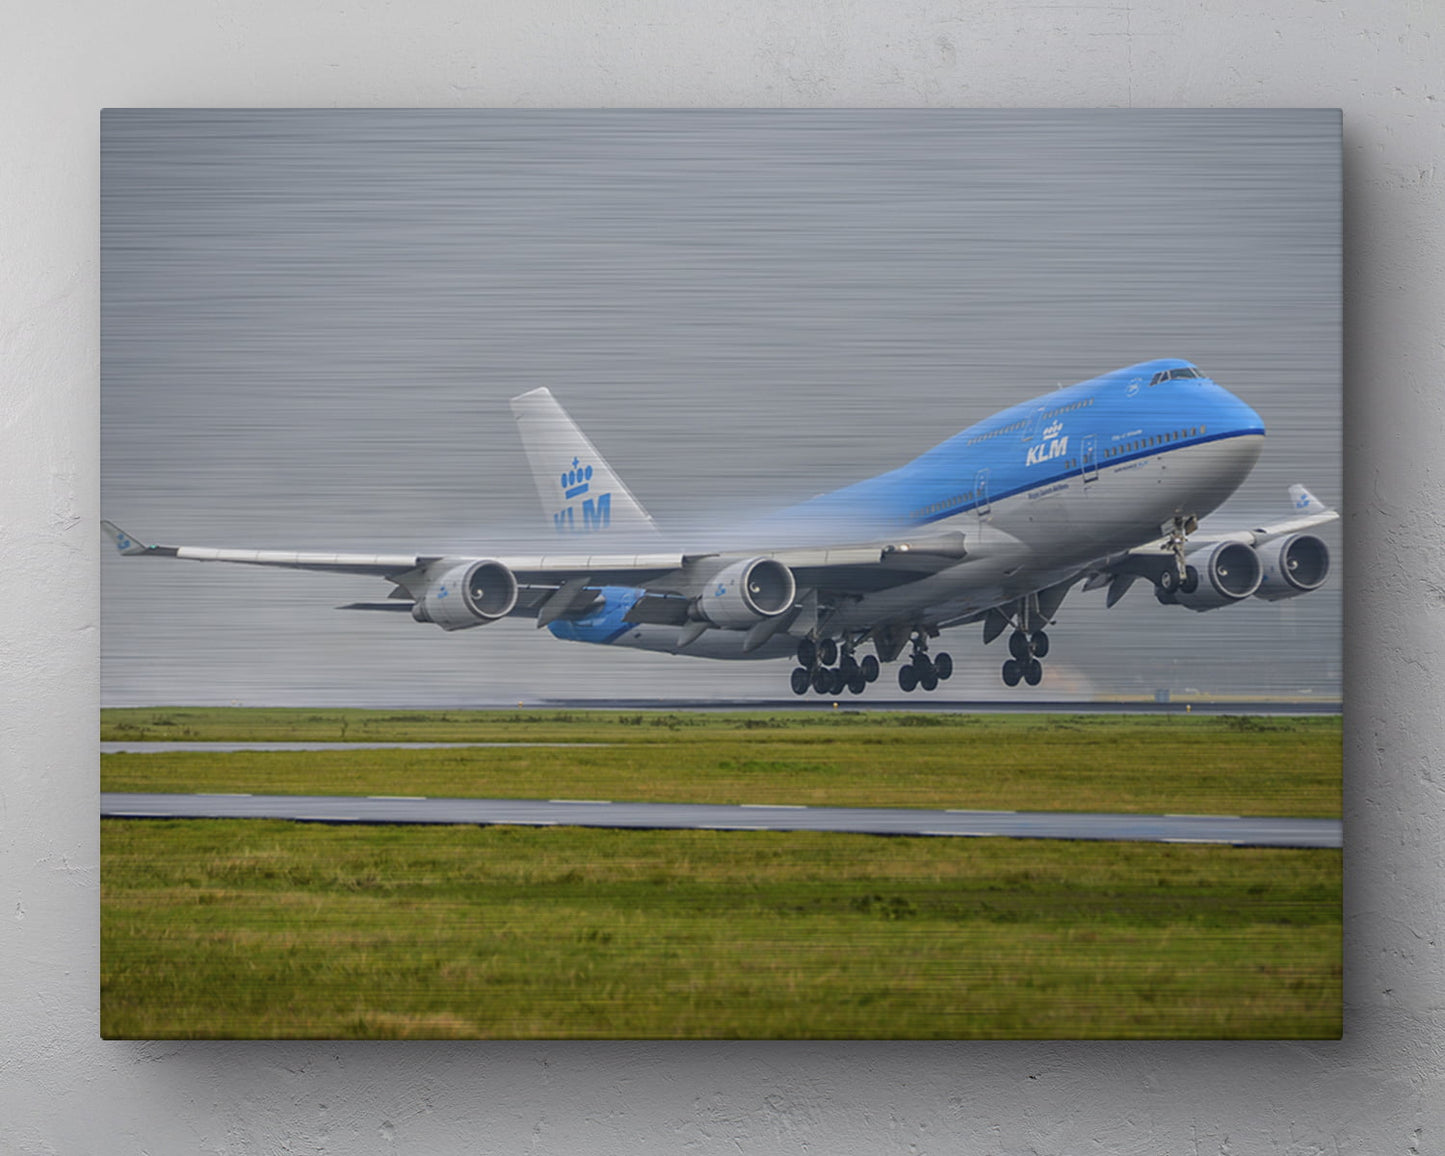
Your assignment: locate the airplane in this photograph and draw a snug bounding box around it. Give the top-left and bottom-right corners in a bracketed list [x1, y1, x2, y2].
[103, 358, 1338, 695]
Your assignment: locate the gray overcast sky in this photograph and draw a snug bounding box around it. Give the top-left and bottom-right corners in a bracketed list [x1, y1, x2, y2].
[101, 109, 1340, 706]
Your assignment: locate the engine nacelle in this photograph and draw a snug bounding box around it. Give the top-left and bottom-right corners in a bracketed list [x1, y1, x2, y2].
[1252, 533, 1331, 601]
[696, 557, 797, 628]
[411, 560, 518, 631]
[1165, 541, 1263, 612]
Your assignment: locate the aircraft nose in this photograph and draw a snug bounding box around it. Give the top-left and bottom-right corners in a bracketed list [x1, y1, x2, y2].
[1211, 384, 1266, 437]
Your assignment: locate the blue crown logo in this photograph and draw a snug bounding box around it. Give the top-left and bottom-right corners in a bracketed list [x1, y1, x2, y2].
[555, 456, 613, 533]
[561, 457, 594, 500]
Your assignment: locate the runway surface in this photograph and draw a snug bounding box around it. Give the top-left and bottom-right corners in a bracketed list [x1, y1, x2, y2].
[100, 792, 1342, 848]
[535, 698, 1343, 715]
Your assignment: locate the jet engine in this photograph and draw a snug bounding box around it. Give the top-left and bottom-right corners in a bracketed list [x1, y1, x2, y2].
[1252, 533, 1331, 601]
[411, 560, 518, 631]
[1161, 541, 1263, 612]
[696, 557, 797, 628]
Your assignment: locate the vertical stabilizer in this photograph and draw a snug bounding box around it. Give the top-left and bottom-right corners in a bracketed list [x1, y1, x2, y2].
[510, 388, 661, 537]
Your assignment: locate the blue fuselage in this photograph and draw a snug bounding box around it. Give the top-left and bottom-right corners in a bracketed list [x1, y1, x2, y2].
[549, 359, 1266, 655]
[776, 358, 1263, 536]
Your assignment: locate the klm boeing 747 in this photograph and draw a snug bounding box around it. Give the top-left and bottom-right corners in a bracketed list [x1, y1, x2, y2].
[104, 359, 1337, 693]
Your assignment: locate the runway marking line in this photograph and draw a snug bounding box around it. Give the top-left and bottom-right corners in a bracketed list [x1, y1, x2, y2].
[740, 804, 807, 810]
[367, 795, 426, 800]
[547, 799, 612, 805]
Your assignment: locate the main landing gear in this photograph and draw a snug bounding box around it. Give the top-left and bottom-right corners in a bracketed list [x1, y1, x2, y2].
[896, 635, 953, 694]
[789, 637, 880, 697]
[1000, 629, 1047, 687]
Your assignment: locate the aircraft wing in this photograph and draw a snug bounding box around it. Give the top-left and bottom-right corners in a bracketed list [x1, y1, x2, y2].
[1080, 485, 1339, 607]
[1181, 484, 1340, 548]
[102, 519, 972, 629]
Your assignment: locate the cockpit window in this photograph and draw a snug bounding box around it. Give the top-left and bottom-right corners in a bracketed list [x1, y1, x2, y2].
[1149, 367, 1204, 385]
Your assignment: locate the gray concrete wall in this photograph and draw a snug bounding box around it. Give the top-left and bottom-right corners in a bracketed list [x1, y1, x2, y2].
[3, 1, 1438, 1151]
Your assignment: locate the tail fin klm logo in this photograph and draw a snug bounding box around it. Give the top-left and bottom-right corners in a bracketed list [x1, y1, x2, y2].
[555, 457, 612, 533]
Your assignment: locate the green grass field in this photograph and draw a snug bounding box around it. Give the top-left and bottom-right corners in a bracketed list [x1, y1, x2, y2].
[102, 707, 1342, 818]
[100, 708, 1341, 1039]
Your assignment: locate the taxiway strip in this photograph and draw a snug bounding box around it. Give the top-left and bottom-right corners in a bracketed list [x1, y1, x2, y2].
[100, 793, 1341, 848]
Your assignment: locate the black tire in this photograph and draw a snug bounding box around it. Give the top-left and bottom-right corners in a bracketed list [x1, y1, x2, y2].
[1157, 566, 1177, 594]
[818, 638, 838, 666]
[790, 666, 811, 695]
[1008, 630, 1030, 661]
[1024, 657, 1043, 686]
[1181, 565, 1199, 594]
[914, 653, 934, 680]
[933, 652, 953, 680]
[920, 671, 939, 692]
[861, 654, 880, 683]
[796, 638, 817, 668]
[899, 664, 919, 692]
[1002, 658, 1022, 687]
[1030, 631, 1049, 660]
[847, 673, 867, 695]
[812, 667, 832, 694]
[830, 668, 847, 696]
[839, 654, 859, 678]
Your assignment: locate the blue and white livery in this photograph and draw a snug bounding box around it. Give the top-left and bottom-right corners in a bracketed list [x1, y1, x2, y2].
[104, 359, 1337, 693]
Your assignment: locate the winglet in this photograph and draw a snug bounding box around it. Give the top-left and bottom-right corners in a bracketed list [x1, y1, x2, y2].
[509, 388, 661, 537]
[1288, 484, 1332, 516]
[102, 520, 152, 556]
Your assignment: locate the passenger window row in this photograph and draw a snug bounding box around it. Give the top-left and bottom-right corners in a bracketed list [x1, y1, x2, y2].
[1104, 426, 1206, 459]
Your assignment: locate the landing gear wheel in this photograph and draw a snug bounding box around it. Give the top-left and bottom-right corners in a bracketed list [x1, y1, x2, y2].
[830, 668, 848, 696]
[914, 654, 935, 681]
[933, 652, 953, 681]
[1024, 657, 1043, 686]
[1008, 630, 1030, 661]
[796, 638, 817, 668]
[838, 654, 859, 679]
[790, 666, 811, 695]
[1030, 631, 1049, 660]
[1181, 565, 1199, 594]
[818, 638, 839, 666]
[812, 667, 832, 694]
[861, 655, 880, 683]
[920, 670, 939, 692]
[847, 673, 867, 695]
[1002, 658, 1022, 687]
[1157, 566, 1177, 594]
[899, 664, 919, 693]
